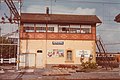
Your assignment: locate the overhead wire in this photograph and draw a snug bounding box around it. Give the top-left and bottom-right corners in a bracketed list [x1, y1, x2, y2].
[97, 29, 120, 32]
[105, 43, 120, 45]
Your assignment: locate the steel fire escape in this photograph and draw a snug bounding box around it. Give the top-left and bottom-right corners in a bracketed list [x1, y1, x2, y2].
[96, 35, 107, 54]
[96, 35, 116, 69]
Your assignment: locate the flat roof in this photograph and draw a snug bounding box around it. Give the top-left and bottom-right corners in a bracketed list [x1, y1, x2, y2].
[21, 13, 102, 24]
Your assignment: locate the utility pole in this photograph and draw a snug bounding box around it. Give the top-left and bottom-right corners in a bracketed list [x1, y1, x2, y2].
[16, 0, 22, 70]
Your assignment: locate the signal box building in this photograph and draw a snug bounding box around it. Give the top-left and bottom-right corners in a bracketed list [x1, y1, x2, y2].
[20, 12, 101, 68]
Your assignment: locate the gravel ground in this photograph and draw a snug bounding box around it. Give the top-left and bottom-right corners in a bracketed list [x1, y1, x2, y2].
[0, 67, 120, 80]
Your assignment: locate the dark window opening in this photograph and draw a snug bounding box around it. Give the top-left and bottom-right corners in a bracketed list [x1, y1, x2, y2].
[66, 50, 72, 61]
[37, 50, 42, 53]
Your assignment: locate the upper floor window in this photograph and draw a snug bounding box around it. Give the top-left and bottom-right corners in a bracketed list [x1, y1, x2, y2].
[59, 24, 69, 33]
[70, 25, 80, 33]
[23, 23, 35, 32]
[36, 24, 46, 32]
[22, 23, 92, 34]
[23, 27, 34, 32]
[47, 24, 58, 32]
[23, 23, 34, 27]
[81, 25, 91, 33]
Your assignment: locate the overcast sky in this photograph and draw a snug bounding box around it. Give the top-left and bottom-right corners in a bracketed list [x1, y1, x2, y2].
[0, 0, 120, 52]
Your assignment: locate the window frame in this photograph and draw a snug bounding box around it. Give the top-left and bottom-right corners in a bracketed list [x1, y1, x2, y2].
[66, 50, 73, 61]
[69, 25, 80, 33]
[80, 25, 92, 34]
[22, 23, 92, 34]
[58, 24, 70, 33]
[23, 23, 34, 27]
[23, 23, 35, 32]
[35, 24, 46, 32]
[47, 24, 58, 32]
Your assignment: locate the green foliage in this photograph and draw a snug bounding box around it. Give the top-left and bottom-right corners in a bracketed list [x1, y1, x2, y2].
[81, 62, 98, 69]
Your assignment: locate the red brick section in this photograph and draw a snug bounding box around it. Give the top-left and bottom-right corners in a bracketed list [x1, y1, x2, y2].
[20, 33, 95, 40]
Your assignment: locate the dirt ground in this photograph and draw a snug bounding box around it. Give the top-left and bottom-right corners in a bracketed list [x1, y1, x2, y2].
[0, 65, 120, 80]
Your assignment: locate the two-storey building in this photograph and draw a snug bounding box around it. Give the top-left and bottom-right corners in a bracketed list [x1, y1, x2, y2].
[19, 12, 101, 68]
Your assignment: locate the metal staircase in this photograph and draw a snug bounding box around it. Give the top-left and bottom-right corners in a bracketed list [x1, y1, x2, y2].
[96, 35, 107, 53]
[96, 35, 117, 69]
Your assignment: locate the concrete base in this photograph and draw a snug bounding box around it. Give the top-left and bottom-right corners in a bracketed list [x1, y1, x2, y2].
[25, 69, 34, 72]
[7, 70, 15, 72]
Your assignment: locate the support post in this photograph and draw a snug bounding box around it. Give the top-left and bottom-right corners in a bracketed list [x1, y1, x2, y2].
[16, 0, 21, 70]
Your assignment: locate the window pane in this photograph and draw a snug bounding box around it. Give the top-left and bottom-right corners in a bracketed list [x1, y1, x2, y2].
[70, 25, 80, 33]
[48, 24, 58, 32]
[48, 27, 54, 32]
[23, 27, 34, 32]
[36, 24, 46, 27]
[36, 27, 46, 32]
[23, 23, 34, 27]
[23, 23, 34, 32]
[36, 24, 46, 32]
[81, 25, 91, 33]
[59, 25, 69, 33]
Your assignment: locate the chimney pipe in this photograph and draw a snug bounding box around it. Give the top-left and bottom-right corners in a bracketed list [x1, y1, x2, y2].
[46, 7, 49, 14]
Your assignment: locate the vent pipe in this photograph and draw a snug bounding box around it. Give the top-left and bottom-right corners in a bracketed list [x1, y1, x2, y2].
[46, 7, 49, 14]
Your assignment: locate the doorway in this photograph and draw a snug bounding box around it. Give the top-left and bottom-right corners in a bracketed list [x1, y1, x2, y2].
[36, 50, 43, 68]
